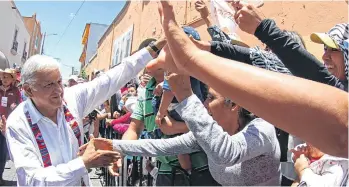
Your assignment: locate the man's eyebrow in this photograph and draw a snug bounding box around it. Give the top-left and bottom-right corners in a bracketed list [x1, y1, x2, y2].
[42, 78, 62, 84]
[41, 80, 51, 84]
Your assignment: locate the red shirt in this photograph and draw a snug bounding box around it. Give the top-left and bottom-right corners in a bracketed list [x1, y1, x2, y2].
[0, 85, 22, 118]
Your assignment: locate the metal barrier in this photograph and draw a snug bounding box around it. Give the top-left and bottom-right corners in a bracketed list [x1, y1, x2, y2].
[97, 119, 154, 186]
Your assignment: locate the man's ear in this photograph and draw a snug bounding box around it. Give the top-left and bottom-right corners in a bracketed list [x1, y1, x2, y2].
[23, 84, 33, 98]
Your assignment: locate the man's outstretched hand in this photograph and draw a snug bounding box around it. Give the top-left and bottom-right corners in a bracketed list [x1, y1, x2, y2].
[79, 135, 123, 175]
[78, 135, 120, 169]
[79, 135, 113, 155]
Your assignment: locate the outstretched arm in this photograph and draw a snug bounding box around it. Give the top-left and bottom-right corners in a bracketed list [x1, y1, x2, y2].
[113, 132, 200, 157]
[254, 19, 346, 90]
[64, 39, 166, 120]
[155, 1, 348, 157]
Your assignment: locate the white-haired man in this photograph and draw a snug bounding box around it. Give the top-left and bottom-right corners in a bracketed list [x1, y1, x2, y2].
[4, 38, 166, 186]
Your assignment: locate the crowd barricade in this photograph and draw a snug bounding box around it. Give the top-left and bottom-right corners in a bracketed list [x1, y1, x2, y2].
[97, 119, 154, 186]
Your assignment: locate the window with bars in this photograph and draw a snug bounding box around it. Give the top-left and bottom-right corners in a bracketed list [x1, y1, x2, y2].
[11, 28, 19, 52]
[35, 36, 39, 49]
[22, 42, 27, 60]
[112, 25, 134, 67]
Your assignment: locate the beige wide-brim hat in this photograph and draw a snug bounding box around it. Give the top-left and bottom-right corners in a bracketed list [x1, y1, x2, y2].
[68, 75, 78, 82]
[0, 68, 16, 79]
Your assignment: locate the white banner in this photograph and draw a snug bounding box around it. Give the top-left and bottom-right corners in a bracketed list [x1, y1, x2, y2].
[210, 0, 239, 40]
[210, 0, 263, 40]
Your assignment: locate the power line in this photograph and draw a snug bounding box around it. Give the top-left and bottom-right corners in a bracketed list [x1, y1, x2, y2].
[60, 63, 78, 76]
[53, 58, 79, 69]
[61, 63, 75, 68]
[53, 0, 86, 51]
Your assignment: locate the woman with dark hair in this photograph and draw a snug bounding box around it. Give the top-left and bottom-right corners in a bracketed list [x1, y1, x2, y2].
[107, 83, 281, 186]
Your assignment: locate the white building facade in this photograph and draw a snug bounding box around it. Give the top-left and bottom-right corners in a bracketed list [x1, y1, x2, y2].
[80, 23, 109, 67]
[0, 1, 30, 69]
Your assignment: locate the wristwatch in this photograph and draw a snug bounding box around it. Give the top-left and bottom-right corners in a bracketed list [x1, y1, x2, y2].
[148, 41, 160, 54]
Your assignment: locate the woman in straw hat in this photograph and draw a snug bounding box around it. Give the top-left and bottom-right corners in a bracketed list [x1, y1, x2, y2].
[0, 68, 21, 115]
[0, 68, 21, 185]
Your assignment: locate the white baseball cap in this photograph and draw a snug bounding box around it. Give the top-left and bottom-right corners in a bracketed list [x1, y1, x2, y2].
[68, 75, 78, 82]
[125, 96, 137, 113]
[77, 78, 86, 83]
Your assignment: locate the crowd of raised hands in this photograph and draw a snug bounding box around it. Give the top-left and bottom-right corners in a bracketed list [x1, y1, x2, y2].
[2, 1, 346, 186]
[77, 0, 348, 178]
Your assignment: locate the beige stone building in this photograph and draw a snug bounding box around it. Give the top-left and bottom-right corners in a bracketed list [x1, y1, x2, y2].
[23, 13, 43, 57]
[83, 1, 348, 79]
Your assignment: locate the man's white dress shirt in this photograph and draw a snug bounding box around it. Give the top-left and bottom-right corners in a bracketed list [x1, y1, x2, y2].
[5, 49, 153, 186]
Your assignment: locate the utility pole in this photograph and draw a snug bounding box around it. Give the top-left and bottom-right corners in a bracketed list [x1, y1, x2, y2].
[41, 32, 46, 55]
[71, 67, 74, 75]
[40, 33, 57, 55]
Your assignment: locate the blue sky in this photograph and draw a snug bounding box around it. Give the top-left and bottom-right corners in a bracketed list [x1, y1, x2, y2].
[14, 1, 126, 80]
